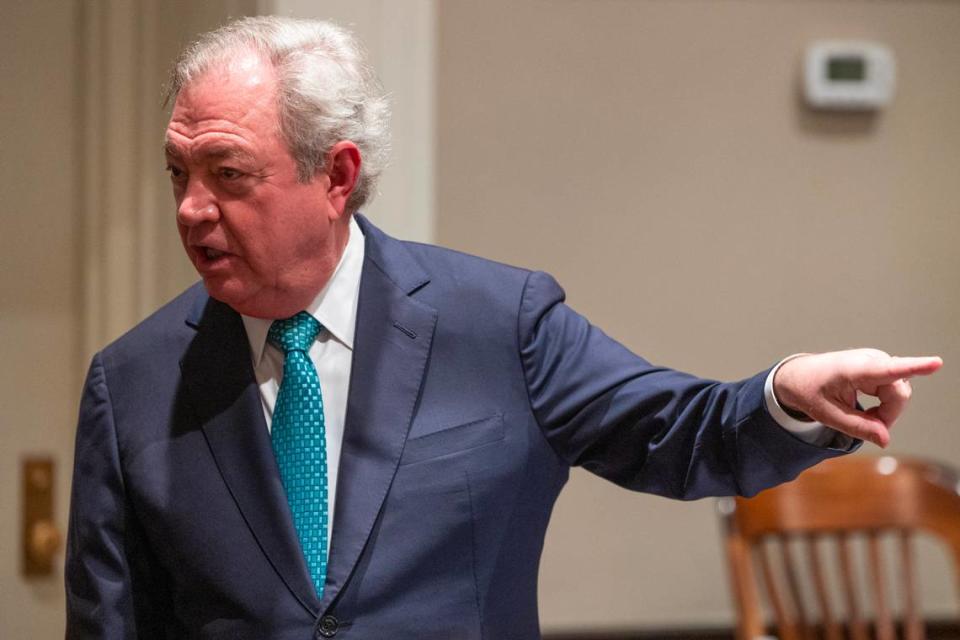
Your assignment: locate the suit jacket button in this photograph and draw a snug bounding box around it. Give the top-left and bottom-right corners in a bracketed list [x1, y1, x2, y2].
[317, 614, 339, 638]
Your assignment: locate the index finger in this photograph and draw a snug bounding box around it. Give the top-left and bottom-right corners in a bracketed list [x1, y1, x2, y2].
[860, 356, 943, 385]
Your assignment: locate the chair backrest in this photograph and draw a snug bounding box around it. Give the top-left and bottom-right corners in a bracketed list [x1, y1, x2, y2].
[721, 455, 960, 640]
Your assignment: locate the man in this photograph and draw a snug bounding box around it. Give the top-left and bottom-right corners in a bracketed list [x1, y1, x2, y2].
[66, 16, 941, 639]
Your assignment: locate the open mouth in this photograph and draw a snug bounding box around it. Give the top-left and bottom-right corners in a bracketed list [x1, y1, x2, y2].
[194, 245, 233, 270]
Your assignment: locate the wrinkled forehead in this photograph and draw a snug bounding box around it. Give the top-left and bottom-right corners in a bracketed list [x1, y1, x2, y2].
[163, 138, 259, 165]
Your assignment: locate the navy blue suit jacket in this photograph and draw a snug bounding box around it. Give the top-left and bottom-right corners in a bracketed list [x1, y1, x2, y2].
[66, 215, 851, 639]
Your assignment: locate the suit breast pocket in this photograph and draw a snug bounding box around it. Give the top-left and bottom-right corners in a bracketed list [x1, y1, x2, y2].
[399, 414, 505, 466]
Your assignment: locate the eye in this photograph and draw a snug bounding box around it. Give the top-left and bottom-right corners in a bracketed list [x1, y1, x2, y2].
[166, 164, 186, 181]
[218, 167, 244, 180]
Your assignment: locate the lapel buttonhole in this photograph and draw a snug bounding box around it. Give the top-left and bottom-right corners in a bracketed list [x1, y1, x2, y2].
[392, 322, 417, 340]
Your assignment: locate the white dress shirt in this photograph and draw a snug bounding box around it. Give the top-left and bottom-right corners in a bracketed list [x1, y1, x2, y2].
[241, 215, 365, 551]
[240, 216, 831, 550]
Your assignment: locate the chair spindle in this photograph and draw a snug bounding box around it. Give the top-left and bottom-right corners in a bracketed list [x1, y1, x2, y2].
[899, 530, 925, 640]
[807, 535, 843, 640]
[868, 531, 895, 640]
[758, 538, 799, 640]
[838, 533, 870, 640]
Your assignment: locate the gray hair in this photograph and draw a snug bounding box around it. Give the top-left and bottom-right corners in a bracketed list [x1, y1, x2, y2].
[167, 16, 390, 213]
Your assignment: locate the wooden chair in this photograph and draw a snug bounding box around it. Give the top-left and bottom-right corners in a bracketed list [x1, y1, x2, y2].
[721, 455, 960, 640]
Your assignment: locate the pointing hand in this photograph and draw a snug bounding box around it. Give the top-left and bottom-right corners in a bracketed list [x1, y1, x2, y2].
[772, 349, 943, 447]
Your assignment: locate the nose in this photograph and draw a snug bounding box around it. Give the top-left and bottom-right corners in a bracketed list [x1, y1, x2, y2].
[176, 179, 220, 227]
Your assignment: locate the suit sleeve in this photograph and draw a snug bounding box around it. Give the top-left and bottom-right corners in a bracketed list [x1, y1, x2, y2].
[517, 271, 856, 499]
[65, 354, 171, 639]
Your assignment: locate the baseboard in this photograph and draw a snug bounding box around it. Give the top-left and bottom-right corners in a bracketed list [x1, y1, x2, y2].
[544, 627, 730, 640]
[543, 619, 960, 640]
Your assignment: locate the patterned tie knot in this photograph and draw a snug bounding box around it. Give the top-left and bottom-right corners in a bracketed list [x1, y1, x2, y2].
[268, 311, 322, 354]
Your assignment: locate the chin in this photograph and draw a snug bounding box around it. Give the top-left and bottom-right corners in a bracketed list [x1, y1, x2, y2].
[202, 279, 304, 320]
[203, 280, 257, 316]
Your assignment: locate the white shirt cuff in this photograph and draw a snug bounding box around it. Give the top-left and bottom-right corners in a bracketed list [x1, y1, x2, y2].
[763, 354, 835, 447]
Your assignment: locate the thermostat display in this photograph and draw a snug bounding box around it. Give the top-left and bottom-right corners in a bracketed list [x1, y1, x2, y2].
[804, 41, 896, 110]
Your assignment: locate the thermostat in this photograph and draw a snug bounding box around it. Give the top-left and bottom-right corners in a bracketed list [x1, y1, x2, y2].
[804, 41, 896, 110]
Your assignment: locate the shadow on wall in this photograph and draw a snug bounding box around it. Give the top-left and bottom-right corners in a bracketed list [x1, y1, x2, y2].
[794, 77, 879, 137]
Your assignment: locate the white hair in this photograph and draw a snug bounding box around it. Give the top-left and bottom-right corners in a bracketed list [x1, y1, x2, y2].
[167, 16, 390, 213]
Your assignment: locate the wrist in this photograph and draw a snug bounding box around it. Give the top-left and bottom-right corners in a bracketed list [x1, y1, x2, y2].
[772, 353, 815, 422]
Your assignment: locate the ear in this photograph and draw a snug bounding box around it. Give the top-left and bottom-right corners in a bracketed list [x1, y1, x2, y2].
[323, 141, 362, 216]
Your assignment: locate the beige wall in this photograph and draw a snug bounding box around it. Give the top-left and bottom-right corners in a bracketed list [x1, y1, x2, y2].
[436, 0, 960, 630]
[0, 2, 82, 637]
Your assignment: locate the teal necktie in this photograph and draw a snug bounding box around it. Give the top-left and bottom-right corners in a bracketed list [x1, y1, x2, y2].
[268, 312, 328, 598]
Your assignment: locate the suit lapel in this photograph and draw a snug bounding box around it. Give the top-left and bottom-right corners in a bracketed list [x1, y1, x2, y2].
[180, 297, 321, 615]
[319, 217, 437, 611]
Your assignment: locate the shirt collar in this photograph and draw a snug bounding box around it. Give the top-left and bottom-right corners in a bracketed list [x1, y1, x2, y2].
[241, 215, 365, 366]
